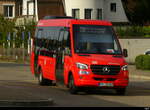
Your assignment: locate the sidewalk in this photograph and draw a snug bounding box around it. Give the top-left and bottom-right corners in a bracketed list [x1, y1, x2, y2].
[129, 65, 150, 80]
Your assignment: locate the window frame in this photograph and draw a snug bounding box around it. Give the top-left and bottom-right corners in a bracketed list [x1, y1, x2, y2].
[110, 3, 117, 12]
[97, 8, 103, 20]
[3, 4, 15, 18]
[84, 9, 93, 19]
[72, 9, 80, 19]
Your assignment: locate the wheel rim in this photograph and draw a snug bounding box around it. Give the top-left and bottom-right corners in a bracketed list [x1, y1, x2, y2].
[69, 76, 74, 89]
[38, 70, 43, 83]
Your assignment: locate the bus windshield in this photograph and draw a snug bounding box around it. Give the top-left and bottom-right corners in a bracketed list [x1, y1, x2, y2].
[73, 25, 122, 55]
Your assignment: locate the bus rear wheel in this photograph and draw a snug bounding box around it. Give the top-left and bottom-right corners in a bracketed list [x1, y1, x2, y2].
[68, 75, 78, 94]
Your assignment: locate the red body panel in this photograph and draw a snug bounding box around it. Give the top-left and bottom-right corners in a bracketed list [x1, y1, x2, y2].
[64, 54, 129, 88]
[38, 56, 56, 81]
[30, 52, 35, 75]
[38, 19, 112, 27]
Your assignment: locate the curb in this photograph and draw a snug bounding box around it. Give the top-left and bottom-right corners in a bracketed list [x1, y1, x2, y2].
[0, 99, 54, 107]
[130, 75, 150, 80]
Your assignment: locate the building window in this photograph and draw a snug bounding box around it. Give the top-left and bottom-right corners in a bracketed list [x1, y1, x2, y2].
[85, 9, 92, 19]
[97, 9, 103, 20]
[110, 3, 116, 12]
[3, 5, 14, 18]
[72, 9, 80, 19]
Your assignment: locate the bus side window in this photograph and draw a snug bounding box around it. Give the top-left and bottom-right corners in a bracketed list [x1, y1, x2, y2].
[45, 29, 53, 57]
[64, 32, 71, 48]
[58, 30, 64, 51]
[35, 29, 43, 54]
[63, 31, 71, 56]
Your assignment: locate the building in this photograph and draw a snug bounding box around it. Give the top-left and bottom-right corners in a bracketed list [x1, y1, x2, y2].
[0, 0, 22, 19]
[0, 0, 64, 20]
[0, 0, 128, 23]
[22, 0, 65, 21]
[64, 0, 128, 23]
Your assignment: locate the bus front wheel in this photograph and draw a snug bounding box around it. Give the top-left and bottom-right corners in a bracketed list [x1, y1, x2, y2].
[68, 75, 78, 94]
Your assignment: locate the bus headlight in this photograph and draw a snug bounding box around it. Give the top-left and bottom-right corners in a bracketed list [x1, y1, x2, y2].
[76, 63, 88, 70]
[122, 65, 128, 71]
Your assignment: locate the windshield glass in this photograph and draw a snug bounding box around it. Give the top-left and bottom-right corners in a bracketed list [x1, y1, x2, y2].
[73, 25, 122, 55]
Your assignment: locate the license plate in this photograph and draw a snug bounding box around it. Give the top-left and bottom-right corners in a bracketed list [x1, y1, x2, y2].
[99, 83, 114, 87]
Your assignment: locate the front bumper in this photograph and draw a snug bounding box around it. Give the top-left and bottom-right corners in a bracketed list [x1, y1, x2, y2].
[75, 77, 129, 88]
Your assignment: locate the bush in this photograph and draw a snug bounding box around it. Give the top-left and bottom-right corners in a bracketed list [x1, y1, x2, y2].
[142, 55, 150, 70]
[135, 55, 144, 69]
[116, 26, 150, 38]
[135, 55, 150, 70]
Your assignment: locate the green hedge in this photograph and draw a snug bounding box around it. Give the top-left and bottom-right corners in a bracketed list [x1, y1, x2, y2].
[116, 26, 150, 38]
[135, 55, 150, 70]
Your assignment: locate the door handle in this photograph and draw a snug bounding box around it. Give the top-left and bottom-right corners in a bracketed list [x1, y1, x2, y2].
[50, 62, 53, 64]
[44, 60, 46, 65]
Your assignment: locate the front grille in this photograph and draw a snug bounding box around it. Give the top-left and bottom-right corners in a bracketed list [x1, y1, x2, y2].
[91, 65, 121, 75]
[93, 78, 117, 81]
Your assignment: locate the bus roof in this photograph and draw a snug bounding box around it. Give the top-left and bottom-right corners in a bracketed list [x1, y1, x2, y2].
[37, 19, 112, 27]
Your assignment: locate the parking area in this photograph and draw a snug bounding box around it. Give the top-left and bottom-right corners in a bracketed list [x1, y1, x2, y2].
[0, 62, 150, 107]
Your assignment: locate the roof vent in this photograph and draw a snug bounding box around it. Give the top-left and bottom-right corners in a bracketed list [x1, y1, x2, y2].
[43, 16, 73, 20]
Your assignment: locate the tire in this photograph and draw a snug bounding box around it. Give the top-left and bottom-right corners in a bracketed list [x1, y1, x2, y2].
[68, 75, 78, 94]
[116, 88, 126, 95]
[38, 69, 52, 86]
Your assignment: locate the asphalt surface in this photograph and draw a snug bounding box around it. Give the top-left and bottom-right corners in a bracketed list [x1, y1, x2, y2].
[0, 62, 150, 107]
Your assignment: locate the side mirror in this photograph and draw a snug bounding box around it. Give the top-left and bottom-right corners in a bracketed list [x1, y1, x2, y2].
[64, 47, 72, 56]
[123, 49, 128, 57]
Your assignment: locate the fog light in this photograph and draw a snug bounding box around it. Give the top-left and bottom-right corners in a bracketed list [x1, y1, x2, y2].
[79, 70, 90, 75]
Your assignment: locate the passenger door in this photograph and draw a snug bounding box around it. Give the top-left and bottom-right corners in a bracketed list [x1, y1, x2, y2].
[41, 29, 58, 81]
[43, 49, 56, 81]
[56, 29, 70, 83]
[31, 29, 43, 75]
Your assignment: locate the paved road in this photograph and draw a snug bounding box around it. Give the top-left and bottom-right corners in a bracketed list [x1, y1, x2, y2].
[0, 62, 150, 107]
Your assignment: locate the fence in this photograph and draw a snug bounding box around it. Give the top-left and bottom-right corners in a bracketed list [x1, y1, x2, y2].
[0, 31, 31, 63]
[1, 33, 150, 64]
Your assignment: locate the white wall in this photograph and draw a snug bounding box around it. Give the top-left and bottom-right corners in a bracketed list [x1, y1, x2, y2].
[22, 0, 38, 21]
[22, 0, 28, 15]
[22, 0, 34, 16]
[64, 0, 128, 22]
[65, 0, 104, 20]
[119, 39, 150, 63]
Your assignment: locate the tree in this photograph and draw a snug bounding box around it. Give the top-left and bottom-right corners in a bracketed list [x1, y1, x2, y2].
[0, 15, 15, 46]
[122, 0, 150, 25]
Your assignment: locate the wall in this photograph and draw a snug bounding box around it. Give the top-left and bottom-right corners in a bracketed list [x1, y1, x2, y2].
[64, 0, 128, 22]
[104, 0, 128, 22]
[38, 0, 65, 20]
[119, 39, 150, 63]
[64, 0, 104, 20]
[22, 0, 34, 15]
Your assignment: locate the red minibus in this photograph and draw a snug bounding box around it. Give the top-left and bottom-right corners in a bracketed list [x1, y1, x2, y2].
[30, 16, 129, 95]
